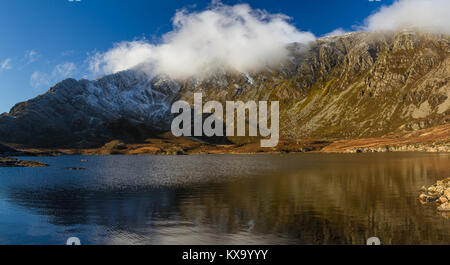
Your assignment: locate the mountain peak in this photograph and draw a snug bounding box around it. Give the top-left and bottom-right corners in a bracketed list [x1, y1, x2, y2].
[0, 31, 448, 148]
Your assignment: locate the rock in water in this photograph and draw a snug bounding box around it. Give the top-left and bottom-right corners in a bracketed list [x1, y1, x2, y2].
[419, 178, 450, 215]
[0, 157, 48, 167]
[67, 167, 86, 171]
[438, 202, 450, 212]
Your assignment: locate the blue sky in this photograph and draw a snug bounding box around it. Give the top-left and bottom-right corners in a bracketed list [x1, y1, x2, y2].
[0, 0, 393, 113]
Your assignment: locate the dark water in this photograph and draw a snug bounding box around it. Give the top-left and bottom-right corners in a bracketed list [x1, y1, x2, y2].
[0, 153, 449, 245]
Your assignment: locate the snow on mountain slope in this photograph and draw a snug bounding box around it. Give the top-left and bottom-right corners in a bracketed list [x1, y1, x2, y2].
[0, 70, 179, 147]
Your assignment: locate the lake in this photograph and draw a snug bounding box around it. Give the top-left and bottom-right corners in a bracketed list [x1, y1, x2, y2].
[0, 153, 449, 245]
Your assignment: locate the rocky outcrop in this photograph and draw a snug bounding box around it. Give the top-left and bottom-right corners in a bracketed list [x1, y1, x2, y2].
[97, 138, 186, 155]
[99, 140, 128, 155]
[0, 31, 448, 148]
[419, 178, 450, 215]
[0, 157, 48, 167]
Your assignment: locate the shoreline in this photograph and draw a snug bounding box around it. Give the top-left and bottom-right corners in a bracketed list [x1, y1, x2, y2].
[1, 124, 448, 160]
[14, 142, 450, 157]
[3, 146, 449, 168]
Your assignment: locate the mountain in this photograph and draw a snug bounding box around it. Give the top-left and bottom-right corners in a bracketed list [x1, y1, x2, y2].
[0, 71, 180, 147]
[182, 30, 449, 140]
[0, 30, 449, 148]
[0, 143, 17, 155]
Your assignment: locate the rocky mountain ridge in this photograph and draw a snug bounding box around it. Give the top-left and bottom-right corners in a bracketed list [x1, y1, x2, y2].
[0, 30, 448, 148]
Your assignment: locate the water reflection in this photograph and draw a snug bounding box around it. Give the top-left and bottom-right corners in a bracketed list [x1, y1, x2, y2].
[0, 153, 449, 244]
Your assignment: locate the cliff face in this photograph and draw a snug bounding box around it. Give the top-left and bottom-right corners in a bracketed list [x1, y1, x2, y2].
[0, 31, 449, 148]
[180, 31, 449, 140]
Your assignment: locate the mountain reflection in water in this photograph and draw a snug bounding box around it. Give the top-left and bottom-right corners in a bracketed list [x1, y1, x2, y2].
[0, 153, 449, 245]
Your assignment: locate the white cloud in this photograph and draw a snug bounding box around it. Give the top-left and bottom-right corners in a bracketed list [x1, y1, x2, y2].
[25, 50, 39, 64]
[61, 50, 76, 57]
[363, 0, 450, 34]
[53, 62, 76, 77]
[30, 62, 77, 90]
[89, 2, 316, 79]
[0, 58, 12, 71]
[323, 28, 348, 38]
[30, 71, 51, 89]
